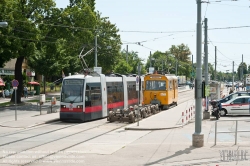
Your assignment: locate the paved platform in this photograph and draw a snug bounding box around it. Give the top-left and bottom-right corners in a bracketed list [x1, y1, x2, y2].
[125, 99, 195, 130]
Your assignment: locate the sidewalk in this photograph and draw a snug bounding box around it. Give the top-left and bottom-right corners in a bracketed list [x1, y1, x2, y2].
[125, 99, 195, 130]
[0, 92, 60, 104]
[0, 112, 59, 128]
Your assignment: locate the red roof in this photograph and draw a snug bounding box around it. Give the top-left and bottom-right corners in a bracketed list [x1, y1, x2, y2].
[0, 78, 5, 86]
[28, 81, 40, 85]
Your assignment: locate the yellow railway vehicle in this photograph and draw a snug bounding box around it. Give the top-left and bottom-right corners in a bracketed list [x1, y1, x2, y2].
[143, 74, 178, 110]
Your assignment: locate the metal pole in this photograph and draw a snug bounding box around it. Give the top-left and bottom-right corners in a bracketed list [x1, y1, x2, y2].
[232, 61, 234, 90]
[175, 60, 177, 76]
[137, 63, 141, 127]
[235, 120, 238, 145]
[192, 54, 194, 81]
[215, 121, 217, 145]
[193, 0, 204, 147]
[195, 0, 202, 133]
[126, 45, 128, 64]
[215, 46, 217, 80]
[150, 51, 152, 67]
[241, 54, 243, 81]
[204, 18, 208, 112]
[95, 35, 97, 67]
[15, 89, 17, 121]
[162, 61, 163, 73]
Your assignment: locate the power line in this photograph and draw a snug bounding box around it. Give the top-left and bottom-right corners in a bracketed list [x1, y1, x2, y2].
[120, 30, 195, 34]
[208, 36, 235, 61]
[208, 25, 250, 30]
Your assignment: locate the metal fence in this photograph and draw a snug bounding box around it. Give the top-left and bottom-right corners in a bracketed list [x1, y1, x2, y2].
[214, 119, 250, 145]
[37, 99, 59, 115]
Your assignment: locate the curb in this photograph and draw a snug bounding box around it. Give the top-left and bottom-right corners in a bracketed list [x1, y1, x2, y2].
[0, 118, 60, 128]
[26, 118, 60, 128]
[125, 125, 183, 131]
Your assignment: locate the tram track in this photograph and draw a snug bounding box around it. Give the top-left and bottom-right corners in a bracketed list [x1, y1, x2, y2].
[0, 90, 195, 165]
[1, 122, 126, 166]
[0, 121, 87, 146]
[1, 90, 193, 138]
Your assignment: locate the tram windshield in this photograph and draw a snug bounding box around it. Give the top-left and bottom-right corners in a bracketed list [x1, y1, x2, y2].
[61, 79, 84, 103]
[146, 80, 166, 90]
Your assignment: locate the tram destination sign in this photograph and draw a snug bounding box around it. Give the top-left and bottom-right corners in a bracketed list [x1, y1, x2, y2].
[64, 79, 83, 85]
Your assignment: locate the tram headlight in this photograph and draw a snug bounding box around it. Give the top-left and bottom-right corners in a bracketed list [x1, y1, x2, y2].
[77, 105, 83, 108]
[61, 105, 66, 108]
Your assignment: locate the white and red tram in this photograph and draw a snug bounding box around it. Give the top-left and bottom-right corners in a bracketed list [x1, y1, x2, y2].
[60, 73, 141, 121]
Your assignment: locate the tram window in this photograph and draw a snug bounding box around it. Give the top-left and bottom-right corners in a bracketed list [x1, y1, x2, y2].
[61, 79, 84, 103]
[128, 81, 137, 100]
[146, 80, 166, 90]
[86, 83, 101, 106]
[169, 81, 173, 90]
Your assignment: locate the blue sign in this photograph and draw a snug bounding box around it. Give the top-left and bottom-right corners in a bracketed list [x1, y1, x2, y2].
[12, 79, 19, 87]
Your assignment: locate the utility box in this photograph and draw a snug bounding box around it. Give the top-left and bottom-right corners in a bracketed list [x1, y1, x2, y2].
[209, 81, 221, 100]
[40, 94, 45, 103]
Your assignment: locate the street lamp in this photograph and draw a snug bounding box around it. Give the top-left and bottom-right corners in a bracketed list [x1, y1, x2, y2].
[0, 22, 8, 28]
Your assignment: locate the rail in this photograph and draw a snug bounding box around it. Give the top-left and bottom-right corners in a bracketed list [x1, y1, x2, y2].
[214, 119, 250, 145]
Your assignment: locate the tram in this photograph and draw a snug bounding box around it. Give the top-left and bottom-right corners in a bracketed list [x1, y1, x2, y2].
[143, 73, 178, 110]
[60, 73, 139, 121]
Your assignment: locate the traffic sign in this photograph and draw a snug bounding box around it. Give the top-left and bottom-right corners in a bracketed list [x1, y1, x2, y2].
[205, 85, 210, 97]
[136, 76, 139, 91]
[12, 79, 19, 87]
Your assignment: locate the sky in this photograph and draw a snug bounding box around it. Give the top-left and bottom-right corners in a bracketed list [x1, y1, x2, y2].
[55, 0, 250, 73]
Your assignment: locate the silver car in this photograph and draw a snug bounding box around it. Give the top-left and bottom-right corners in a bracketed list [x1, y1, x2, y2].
[220, 96, 250, 116]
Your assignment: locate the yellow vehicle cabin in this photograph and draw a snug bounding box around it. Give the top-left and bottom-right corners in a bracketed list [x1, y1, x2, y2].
[143, 74, 178, 110]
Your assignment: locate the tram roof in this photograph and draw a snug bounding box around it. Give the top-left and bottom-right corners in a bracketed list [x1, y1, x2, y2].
[63, 74, 93, 79]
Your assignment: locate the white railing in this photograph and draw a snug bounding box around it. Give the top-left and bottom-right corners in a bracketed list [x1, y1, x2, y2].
[214, 119, 250, 145]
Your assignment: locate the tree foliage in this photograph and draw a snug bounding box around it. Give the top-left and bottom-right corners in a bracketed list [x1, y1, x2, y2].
[0, 0, 56, 103]
[0, 0, 122, 103]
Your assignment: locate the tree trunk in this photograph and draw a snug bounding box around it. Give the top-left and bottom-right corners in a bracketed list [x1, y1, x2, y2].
[43, 75, 46, 94]
[11, 56, 24, 103]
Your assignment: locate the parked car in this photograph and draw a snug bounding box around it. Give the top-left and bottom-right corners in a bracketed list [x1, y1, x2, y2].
[219, 91, 250, 103]
[220, 96, 250, 116]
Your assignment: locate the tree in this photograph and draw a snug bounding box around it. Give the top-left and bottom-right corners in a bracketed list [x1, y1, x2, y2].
[114, 59, 133, 74]
[169, 44, 191, 62]
[28, 1, 97, 93]
[114, 50, 146, 75]
[88, 13, 121, 73]
[145, 51, 174, 74]
[237, 62, 247, 81]
[0, 0, 56, 103]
